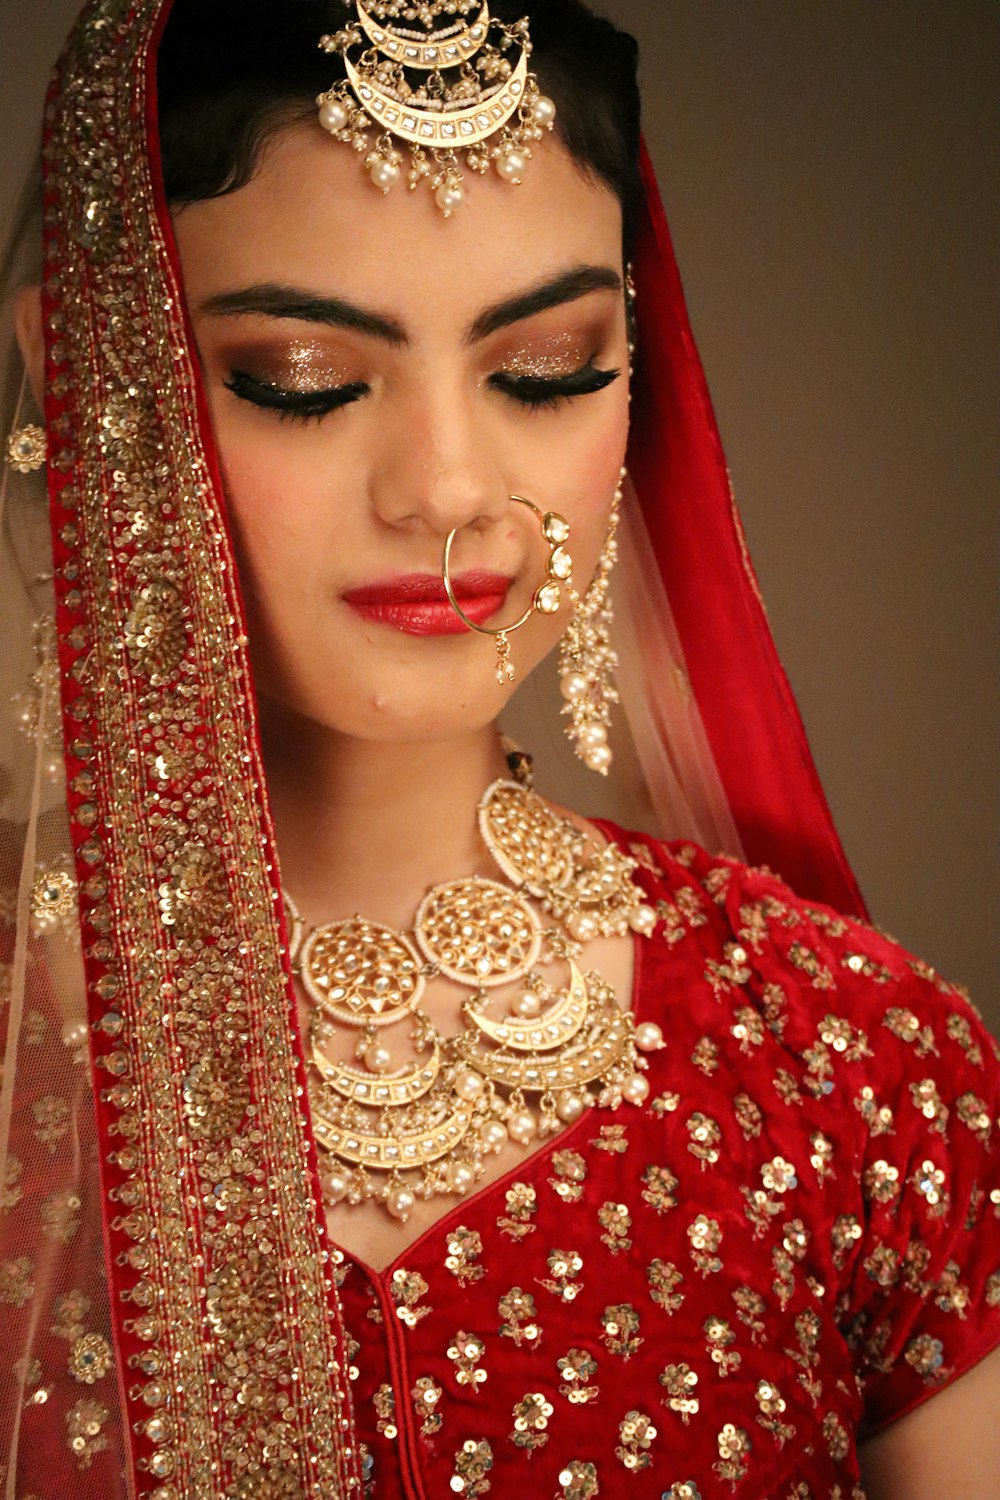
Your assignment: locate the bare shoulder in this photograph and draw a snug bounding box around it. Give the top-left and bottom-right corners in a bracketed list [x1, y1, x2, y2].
[859, 1344, 1000, 1500]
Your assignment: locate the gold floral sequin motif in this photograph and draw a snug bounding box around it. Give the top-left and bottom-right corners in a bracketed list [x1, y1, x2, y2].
[616, 1410, 657, 1471]
[761, 1155, 798, 1193]
[755, 1379, 794, 1446]
[539, 1248, 584, 1302]
[733, 1093, 763, 1139]
[658, 1362, 699, 1423]
[0, 1257, 35, 1307]
[704, 1316, 741, 1377]
[373, 1383, 398, 1440]
[450, 1438, 494, 1495]
[956, 1092, 992, 1143]
[549, 1149, 588, 1202]
[647, 1258, 685, 1314]
[509, 1391, 554, 1453]
[686, 1113, 721, 1167]
[663, 1485, 702, 1500]
[557, 1347, 599, 1404]
[904, 1333, 949, 1381]
[498, 1286, 542, 1347]
[733, 1286, 767, 1343]
[910, 1078, 949, 1132]
[882, 1007, 938, 1057]
[854, 1085, 894, 1136]
[687, 1215, 723, 1276]
[946, 1013, 984, 1066]
[911, 1159, 949, 1216]
[498, 1181, 538, 1240]
[32, 1095, 70, 1152]
[65, 1398, 110, 1471]
[640, 1163, 678, 1214]
[445, 1225, 486, 1285]
[557, 1459, 600, 1498]
[596, 1299, 643, 1359]
[691, 1036, 720, 1075]
[863, 1158, 901, 1206]
[447, 1331, 488, 1391]
[597, 1200, 632, 1253]
[714, 1423, 751, 1486]
[412, 1376, 444, 1437]
[40, 1190, 82, 1243]
[390, 1267, 432, 1327]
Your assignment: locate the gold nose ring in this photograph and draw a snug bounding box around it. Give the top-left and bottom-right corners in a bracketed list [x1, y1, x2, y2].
[442, 496, 574, 684]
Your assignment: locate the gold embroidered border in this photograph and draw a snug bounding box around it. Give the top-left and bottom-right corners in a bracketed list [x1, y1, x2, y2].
[45, 2, 359, 1495]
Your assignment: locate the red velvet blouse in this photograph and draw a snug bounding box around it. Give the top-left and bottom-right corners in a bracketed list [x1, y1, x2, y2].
[335, 831, 1000, 1500]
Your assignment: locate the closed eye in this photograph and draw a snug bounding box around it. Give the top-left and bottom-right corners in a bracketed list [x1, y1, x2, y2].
[490, 360, 622, 410]
[224, 369, 369, 422]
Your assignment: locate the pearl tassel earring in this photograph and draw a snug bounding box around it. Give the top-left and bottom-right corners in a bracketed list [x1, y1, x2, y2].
[557, 470, 624, 774]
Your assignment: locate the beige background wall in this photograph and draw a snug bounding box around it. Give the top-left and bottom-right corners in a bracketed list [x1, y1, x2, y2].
[603, 0, 997, 1025]
[1, 1, 996, 1026]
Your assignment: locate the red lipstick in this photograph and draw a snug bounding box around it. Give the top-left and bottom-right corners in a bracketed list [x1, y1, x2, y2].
[343, 571, 512, 636]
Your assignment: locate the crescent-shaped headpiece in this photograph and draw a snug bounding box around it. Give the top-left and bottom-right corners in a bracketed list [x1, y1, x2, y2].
[317, 1, 556, 215]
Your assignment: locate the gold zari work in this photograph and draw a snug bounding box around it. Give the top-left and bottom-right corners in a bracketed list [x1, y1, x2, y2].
[41, 1, 359, 1493]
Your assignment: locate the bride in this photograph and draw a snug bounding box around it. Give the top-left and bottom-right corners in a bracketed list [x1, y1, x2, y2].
[1, 1, 997, 1496]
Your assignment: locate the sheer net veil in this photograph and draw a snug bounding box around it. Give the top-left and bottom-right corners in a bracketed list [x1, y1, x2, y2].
[0, 2, 866, 1495]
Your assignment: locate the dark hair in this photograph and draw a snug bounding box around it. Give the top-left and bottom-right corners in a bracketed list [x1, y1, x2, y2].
[157, 0, 642, 245]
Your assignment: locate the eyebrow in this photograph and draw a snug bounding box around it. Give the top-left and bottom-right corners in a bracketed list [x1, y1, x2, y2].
[199, 264, 623, 347]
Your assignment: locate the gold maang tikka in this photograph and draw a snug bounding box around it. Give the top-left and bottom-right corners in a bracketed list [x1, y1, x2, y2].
[317, 2, 557, 215]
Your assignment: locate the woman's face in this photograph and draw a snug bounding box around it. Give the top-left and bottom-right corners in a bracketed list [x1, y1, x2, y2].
[174, 122, 630, 745]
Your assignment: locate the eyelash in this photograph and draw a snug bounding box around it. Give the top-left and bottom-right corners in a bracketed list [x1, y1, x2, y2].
[224, 361, 621, 423]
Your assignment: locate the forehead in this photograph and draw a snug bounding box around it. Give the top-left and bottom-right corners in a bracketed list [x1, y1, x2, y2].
[174, 122, 624, 325]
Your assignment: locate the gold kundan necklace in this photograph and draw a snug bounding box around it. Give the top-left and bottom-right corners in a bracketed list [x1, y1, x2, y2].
[287, 777, 664, 1222]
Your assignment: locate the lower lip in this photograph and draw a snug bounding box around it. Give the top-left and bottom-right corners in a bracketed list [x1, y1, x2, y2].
[346, 592, 509, 636]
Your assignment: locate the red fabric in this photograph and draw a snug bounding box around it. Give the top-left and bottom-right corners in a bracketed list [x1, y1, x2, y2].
[628, 144, 867, 919]
[332, 829, 1000, 1498]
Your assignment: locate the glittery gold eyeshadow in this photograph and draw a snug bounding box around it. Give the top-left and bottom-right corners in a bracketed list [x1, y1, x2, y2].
[223, 340, 361, 393]
[494, 328, 609, 380]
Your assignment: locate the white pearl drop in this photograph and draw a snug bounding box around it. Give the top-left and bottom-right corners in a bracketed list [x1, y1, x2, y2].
[323, 1170, 350, 1205]
[507, 1110, 537, 1145]
[363, 1042, 394, 1074]
[481, 1120, 508, 1152]
[582, 743, 612, 774]
[449, 1163, 475, 1194]
[319, 99, 349, 134]
[512, 988, 542, 1019]
[568, 911, 599, 944]
[634, 1020, 665, 1053]
[532, 95, 557, 128]
[496, 150, 527, 184]
[628, 903, 658, 937]
[454, 1068, 485, 1102]
[386, 1186, 416, 1221]
[560, 671, 589, 703]
[435, 182, 465, 216]
[578, 722, 608, 750]
[622, 1073, 650, 1105]
[370, 158, 400, 193]
[556, 1092, 585, 1124]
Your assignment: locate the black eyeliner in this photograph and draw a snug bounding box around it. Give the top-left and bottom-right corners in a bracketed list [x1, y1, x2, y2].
[225, 369, 369, 420]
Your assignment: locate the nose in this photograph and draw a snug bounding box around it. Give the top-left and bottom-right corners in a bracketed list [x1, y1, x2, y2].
[369, 382, 510, 539]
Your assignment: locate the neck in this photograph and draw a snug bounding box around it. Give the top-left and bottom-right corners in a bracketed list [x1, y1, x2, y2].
[261, 702, 510, 929]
